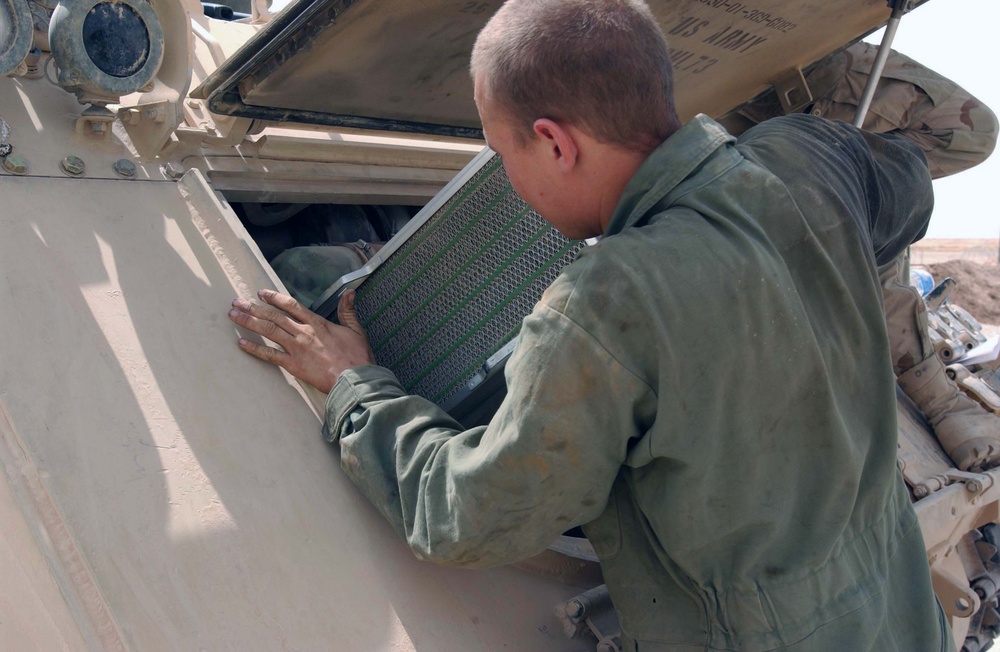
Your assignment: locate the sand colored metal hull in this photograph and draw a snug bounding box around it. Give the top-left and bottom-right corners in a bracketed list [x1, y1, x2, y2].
[0, 172, 587, 651]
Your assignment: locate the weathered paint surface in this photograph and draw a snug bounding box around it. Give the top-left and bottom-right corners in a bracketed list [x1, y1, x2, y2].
[0, 173, 586, 651]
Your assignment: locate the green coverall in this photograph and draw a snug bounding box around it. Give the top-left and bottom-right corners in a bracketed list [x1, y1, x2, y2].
[325, 114, 951, 651]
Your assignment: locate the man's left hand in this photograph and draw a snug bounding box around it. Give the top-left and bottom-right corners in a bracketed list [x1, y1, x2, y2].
[228, 289, 374, 394]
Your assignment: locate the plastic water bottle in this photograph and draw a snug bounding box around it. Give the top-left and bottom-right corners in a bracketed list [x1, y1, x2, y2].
[910, 268, 935, 297]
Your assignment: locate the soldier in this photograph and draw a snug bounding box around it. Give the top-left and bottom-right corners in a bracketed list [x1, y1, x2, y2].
[724, 42, 1000, 471]
[229, 2, 950, 649]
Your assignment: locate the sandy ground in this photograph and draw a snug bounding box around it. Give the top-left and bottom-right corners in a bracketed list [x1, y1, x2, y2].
[915, 239, 1000, 335]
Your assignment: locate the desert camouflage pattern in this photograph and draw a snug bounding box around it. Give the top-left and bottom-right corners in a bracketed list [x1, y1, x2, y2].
[737, 41, 998, 179]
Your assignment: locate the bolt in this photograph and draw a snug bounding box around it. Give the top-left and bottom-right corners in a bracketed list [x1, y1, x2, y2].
[3, 154, 28, 175]
[913, 485, 929, 498]
[113, 159, 137, 179]
[566, 599, 585, 619]
[24, 49, 43, 79]
[162, 162, 185, 180]
[60, 155, 85, 177]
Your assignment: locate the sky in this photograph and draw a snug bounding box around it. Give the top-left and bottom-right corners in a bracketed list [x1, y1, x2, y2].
[864, 0, 999, 239]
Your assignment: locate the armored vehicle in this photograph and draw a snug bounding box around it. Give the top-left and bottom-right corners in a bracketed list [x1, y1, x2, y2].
[2, 0, 998, 649]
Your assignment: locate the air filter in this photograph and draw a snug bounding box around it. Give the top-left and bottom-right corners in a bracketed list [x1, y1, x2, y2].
[312, 149, 584, 419]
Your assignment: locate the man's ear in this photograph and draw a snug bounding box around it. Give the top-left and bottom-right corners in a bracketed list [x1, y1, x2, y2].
[533, 118, 579, 172]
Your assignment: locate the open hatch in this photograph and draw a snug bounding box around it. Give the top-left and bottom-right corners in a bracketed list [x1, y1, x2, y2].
[192, 0, 922, 137]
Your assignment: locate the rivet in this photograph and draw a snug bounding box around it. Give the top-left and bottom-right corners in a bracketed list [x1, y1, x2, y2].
[60, 155, 86, 177]
[3, 153, 28, 175]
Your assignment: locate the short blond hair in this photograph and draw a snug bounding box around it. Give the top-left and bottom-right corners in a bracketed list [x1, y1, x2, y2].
[471, 0, 680, 151]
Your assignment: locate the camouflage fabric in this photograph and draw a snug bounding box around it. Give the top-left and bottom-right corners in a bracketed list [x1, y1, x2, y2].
[880, 250, 934, 371]
[737, 42, 998, 179]
[325, 115, 950, 651]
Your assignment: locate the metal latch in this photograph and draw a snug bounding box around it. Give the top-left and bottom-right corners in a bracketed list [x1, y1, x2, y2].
[772, 68, 812, 115]
[913, 469, 993, 499]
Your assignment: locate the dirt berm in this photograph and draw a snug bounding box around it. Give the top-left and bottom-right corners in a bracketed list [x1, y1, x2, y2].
[924, 260, 1000, 325]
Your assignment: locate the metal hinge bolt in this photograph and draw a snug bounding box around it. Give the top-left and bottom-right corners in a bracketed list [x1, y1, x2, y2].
[60, 155, 86, 177]
[113, 159, 137, 179]
[3, 153, 29, 175]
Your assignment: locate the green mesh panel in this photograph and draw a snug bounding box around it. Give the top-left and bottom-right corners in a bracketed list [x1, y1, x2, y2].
[353, 153, 583, 408]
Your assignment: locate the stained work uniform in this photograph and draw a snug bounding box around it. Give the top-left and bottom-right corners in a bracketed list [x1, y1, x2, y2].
[325, 114, 949, 651]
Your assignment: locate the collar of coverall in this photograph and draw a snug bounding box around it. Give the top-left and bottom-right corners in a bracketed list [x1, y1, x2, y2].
[605, 114, 736, 238]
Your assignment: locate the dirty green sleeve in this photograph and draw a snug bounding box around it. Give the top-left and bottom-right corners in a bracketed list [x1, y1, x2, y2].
[323, 298, 653, 568]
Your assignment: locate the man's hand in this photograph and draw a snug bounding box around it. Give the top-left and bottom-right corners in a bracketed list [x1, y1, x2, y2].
[228, 289, 375, 394]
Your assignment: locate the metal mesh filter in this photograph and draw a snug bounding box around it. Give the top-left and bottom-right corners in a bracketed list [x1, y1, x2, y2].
[352, 153, 584, 410]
